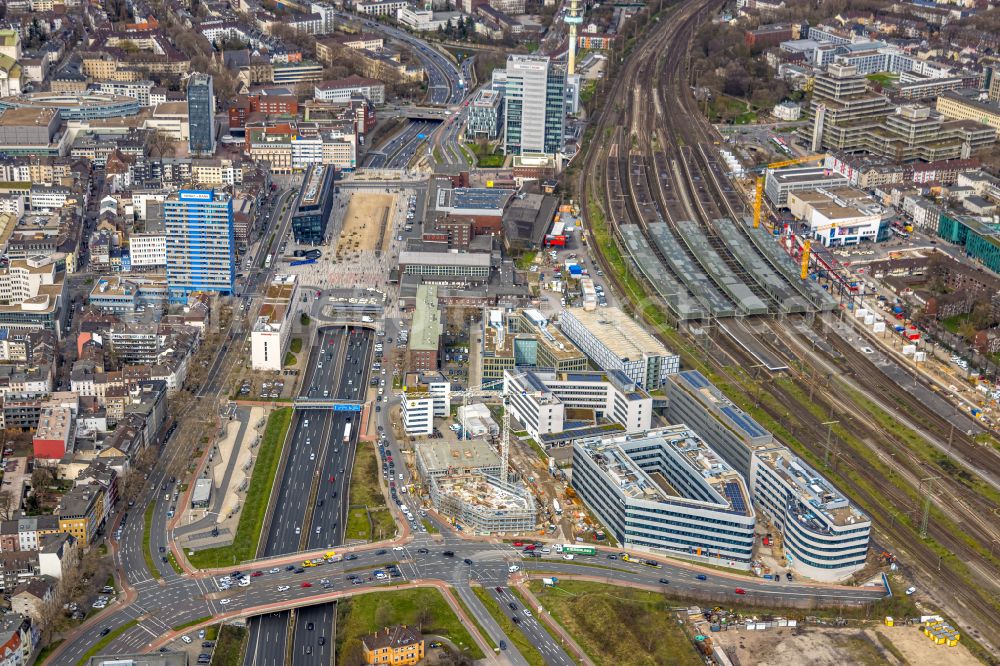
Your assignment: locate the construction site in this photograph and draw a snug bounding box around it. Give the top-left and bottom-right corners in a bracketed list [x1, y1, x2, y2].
[415, 436, 537, 534]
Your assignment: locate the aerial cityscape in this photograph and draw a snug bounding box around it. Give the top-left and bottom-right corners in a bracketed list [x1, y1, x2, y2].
[0, 0, 997, 663]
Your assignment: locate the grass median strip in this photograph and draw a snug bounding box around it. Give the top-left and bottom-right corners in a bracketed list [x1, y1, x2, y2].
[76, 620, 138, 666]
[172, 616, 212, 632]
[142, 501, 158, 580]
[211, 625, 246, 666]
[188, 408, 292, 568]
[472, 586, 545, 666]
[345, 444, 394, 542]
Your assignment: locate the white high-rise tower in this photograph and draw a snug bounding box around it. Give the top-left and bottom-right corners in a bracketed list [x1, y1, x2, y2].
[565, 0, 583, 75]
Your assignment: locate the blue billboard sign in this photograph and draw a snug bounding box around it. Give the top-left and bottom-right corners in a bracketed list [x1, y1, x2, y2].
[333, 403, 363, 412]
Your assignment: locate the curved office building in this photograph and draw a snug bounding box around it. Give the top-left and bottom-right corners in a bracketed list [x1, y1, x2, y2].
[572, 426, 756, 569]
[750, 448, 871, 582]
[0, 92, 141, 120]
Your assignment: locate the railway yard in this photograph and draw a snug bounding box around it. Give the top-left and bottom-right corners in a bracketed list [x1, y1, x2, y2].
[578, 0, 1000, 657]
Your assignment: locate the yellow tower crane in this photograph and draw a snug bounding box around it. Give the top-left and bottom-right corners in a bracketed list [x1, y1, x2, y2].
[751, 154, 828, 230]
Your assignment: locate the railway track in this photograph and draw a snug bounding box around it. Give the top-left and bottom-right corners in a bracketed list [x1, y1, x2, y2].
[577, 0, 1000, 656]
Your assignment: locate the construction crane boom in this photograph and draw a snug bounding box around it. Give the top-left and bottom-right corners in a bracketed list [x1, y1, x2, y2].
[752, 153, 828, 229]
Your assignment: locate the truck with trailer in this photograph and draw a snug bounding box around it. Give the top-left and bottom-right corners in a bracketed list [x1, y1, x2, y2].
[343, 422, 352, 443]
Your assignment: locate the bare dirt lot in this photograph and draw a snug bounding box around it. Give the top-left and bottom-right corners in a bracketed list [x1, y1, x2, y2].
[337, 192, 396, 256]
[708, 623, 979, 666]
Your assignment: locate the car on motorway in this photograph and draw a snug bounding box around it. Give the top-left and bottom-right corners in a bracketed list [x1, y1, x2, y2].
[696, 574, 708, 581]
[734, 588, 746, 595]
[220, 598, 232, 605]
[511, 615, 520, 624]
[658, 578, 670, 584]
[376, 549, 387, 555]
[269, 567, 280, 574]
[463, 558, 473, 565]
[318, 637, 326, 646]
[301, 582, 312, 588]
[294, 568, 305, 574]
[442, 551, 454, 557]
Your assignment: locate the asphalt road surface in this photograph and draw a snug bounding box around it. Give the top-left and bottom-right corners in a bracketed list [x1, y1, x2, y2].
[243, 611, 290, 666]
[291, 602, 336, 666]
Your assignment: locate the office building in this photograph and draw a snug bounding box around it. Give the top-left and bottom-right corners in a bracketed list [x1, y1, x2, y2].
[937, 213, 1000, 275]
[936, 89, 1000, 132]
[251, 275, 299, 371]
[187, 73, 216, 156]
[572, 426, 756, 569]
[504, 369, 652, 442]
[291, 164, 336, 245]
[314, 76, 386, 104]
[749, 448, 870, 581]
[558, 307, 679, 390]
[397, 251, 491, 282]
[765, 167, 850, 207]
[164, 189, 235, 302]
[665, 370, 773, 479]
[786, 186, 883, 246]
[805, 65, 995, 160]
[502, 55, 565, 156]
[467, 88, 504, 140]
[480, 308, 588, 388]
[408, 285, 442, 373]
[401, 373, 451, 436]
[664, 370, 871, 581]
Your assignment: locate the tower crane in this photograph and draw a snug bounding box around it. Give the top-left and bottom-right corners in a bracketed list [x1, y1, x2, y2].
[398, 382, 513, 484]
[744, 154, 828, 230]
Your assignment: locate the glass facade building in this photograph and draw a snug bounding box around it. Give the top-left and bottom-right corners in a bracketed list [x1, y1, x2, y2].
[187, 73, 216, 156]
[502, 55, 565, 156]
[165, 189, 235, 302]
[291, 164, 336, 245]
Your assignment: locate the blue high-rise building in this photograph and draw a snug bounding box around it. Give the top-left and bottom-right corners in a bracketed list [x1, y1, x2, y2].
[165, 189, 235, 302]
[187, 73, 216, 156]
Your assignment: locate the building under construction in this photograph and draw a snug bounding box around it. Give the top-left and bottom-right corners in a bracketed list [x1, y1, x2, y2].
[428, 473, 537, 534]
[417, 438, 537, 534]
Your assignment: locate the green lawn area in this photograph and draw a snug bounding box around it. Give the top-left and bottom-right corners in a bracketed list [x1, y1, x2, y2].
[472, 587, 544, 666]
[867, 72, 898, 86]
[142, 501, 158, 579]
[941, 313, 970, 334]
[467, 142, 505, 167]
[528, 580, 701, 666]
[515, 250, 538, 270]
[336, 589, 483, 661]
[283, 351, 297, 367]
[421, 519, 439, 534]
[76, 620, 138, 665]
[205, 625, 220, 641]
[707, 95, 755, 124]
[211, 625, 247, 666]
[345, 443, 395, 542]
[433, 146, 444, 162]
[289, 338, 302, 354]
[187, 408, 292, 568]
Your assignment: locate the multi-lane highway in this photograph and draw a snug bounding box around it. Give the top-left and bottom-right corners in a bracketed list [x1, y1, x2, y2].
[245, 611, 289, 666]
[365, 119, 440, 169]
